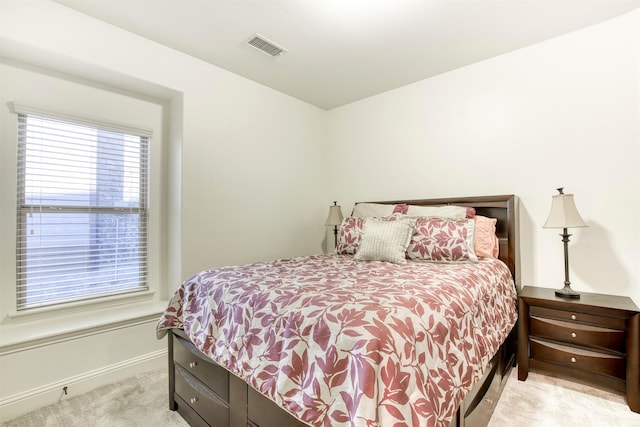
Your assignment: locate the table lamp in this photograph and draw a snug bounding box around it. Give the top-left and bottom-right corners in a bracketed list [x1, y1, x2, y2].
[325, 201, 344, 249]
[543, 188, 588, 299]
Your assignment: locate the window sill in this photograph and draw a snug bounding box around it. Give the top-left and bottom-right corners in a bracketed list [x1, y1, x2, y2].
[0, 295, 169, 355]
[7, 289, 158, 323]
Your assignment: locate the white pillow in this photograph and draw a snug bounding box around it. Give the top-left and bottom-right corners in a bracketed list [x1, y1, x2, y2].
[354, 218, 414, 264]
[405, 205, 467, 219]
[352, 203, 396, 218]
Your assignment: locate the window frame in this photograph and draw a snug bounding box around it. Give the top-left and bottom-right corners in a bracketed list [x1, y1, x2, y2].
[10, 103, 152, 311]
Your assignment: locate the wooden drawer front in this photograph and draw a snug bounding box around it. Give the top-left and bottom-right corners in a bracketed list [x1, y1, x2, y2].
[174, 335, 230, 403]
[175, 364, 229, 427]
[530, 317, 625, 353]
[529, 306, 625, 330]
[247, 388, 304, 427]
[530, 339, 625, 380]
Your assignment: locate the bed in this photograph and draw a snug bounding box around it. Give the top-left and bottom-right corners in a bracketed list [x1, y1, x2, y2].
[157, 194, 520, 427]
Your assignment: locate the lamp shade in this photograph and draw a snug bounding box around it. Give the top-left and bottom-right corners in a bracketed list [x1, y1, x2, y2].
[543, 191, 587, 229]
[325, 203, 344, 226]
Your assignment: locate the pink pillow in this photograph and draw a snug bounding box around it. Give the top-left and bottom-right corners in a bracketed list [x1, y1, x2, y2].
[474, 215, 499, 258]
[406, 217, 478, 262]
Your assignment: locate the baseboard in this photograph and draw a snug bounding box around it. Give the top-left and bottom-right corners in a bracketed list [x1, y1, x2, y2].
[0, 348, 167, 423]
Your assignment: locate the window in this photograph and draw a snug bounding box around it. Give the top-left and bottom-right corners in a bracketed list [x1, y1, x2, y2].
[15, 109, 150, 310]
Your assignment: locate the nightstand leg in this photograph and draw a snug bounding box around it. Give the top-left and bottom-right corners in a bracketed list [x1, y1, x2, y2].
[517, 298, 529, 381]
[627, 313, 639, 413]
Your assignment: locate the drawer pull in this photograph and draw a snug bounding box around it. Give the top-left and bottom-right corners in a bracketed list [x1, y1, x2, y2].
[571, 332, 577, 338]
[570, 357, 577, 363]
[190, 397, 198, 405]
[189, 361, 197, 369]
[571, 314, 577, 320]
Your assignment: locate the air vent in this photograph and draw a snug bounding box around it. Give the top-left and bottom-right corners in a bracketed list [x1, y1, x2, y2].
[248, 34, 287, 57]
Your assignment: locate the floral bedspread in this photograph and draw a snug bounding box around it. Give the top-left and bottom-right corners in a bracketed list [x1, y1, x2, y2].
[156, 255, 517, 427]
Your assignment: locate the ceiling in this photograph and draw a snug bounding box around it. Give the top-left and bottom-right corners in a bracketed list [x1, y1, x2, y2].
[54, 0, 640, 110]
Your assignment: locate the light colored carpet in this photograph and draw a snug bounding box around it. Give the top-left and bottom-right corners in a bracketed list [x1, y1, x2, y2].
[2, 369, 188, 427]
[4, 366, 639, 426]
[489, 368, 640, 427]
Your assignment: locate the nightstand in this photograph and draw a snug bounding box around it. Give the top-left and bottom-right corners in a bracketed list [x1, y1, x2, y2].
[517, 286, 639, 413]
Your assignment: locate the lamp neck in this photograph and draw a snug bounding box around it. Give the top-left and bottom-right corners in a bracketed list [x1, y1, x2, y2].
[560, 227, 571, 286]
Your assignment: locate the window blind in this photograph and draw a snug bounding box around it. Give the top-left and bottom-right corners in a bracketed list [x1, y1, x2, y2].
[15, 111, 149, 310]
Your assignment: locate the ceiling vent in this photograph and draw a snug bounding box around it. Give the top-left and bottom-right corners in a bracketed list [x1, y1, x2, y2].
[247, 34, 287, 57]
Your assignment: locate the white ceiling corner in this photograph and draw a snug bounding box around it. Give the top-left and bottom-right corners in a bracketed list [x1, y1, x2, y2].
[53, 0, 640, 110]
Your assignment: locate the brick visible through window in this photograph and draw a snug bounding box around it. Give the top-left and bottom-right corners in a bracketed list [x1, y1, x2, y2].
[15, 111, 149, 310]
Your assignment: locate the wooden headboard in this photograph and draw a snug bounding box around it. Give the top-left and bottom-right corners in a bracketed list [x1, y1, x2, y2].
[360, 194, 520, 291]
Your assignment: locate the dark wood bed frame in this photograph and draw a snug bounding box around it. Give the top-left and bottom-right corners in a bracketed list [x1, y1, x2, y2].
[166, 194, 520, 427]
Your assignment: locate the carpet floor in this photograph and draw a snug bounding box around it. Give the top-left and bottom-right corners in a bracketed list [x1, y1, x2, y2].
[3, 366, 639, 426]
[489, 368, 640, 427]
[2, 369, 188, 427]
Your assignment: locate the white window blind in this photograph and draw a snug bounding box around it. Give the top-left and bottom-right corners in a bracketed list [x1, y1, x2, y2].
[15, 109, 150, 310]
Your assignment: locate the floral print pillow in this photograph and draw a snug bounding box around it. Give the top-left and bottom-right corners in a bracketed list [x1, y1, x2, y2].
[406, 217, 478, 262]
[335, 217, 365, 255]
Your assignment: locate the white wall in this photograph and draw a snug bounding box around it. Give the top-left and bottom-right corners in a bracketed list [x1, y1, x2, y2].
[0, 0, 327, 421]
[327, 9, 640, 306]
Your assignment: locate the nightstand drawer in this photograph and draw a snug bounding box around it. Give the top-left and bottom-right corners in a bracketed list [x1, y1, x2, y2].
[175, 364, 230, 426]
[174, 335, 230, 403]
[518, 287, 640, 413]
[530, 317, 625, 353]
[529, 306, 625, 330]
[530, 339, 625, 380]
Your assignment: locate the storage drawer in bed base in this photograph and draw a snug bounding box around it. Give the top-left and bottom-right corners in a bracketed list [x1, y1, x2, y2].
[173, 335, 230, 402]
[175, 364, 230, 426]
[174, 393, 210, 427]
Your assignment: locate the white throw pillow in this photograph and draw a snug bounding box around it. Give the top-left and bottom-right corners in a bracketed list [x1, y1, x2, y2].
[405, 205, 467, 218]
[354, 218, 414, 264]
[351, 203, 396, 218]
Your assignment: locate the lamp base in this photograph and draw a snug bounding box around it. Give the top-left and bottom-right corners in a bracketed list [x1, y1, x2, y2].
[555, 284, 580, 299]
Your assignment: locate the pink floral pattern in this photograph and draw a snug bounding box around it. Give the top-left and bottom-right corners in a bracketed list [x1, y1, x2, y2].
[407, 217, 477, 262]
[335, 217, 365, 254]
[157, 255, 517, 427]
[392, 204, 409, 214]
